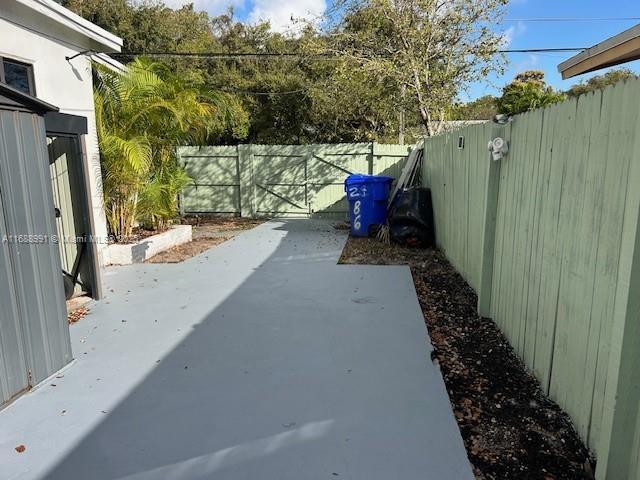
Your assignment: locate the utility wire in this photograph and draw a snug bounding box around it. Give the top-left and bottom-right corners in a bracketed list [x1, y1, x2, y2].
[111, 47, 587, 60]
[505, 17, 640, 22]
[220, 87, 308, 96]
[501, 48, 586, 53]
[112, 52, 319, 59]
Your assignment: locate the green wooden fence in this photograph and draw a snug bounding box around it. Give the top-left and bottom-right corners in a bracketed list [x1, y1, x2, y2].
[423, 122, 493, 292]
[177, 143, 411, 218]
[422, 77, 640, 480]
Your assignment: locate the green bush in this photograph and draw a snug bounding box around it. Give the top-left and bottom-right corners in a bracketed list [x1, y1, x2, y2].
[94, 59, 248, 238]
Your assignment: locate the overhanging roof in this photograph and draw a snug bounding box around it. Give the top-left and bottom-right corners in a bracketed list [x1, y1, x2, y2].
[558, 23, 640, 79]
[11, 0, 122, 53]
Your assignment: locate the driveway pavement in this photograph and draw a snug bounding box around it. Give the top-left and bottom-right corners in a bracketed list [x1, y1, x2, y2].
[0, 219, 473, 480]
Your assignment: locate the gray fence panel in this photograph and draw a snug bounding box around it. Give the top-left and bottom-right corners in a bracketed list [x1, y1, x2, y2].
[0, 191, 29, 406]
[0, 110, 71, 400]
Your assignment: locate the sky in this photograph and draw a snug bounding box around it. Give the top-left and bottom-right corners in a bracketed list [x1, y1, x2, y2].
[162, 0, 640, 101]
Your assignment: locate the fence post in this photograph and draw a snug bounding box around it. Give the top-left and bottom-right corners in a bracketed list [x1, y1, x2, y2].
[368, 142, 374, 175]
[237, 144, 254, 218]
[477, 123, 506, 317]
[176, 147, 185, 217]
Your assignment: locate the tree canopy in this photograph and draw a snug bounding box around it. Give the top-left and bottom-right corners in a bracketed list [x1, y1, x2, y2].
[311, 0, 508, 136]
[65, 0, 510, 143]
[566, 69, 639, 98]
[496, 70, 565, 116]
[448, 95, 498, 121]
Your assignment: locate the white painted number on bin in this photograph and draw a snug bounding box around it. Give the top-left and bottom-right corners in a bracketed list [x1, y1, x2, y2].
[348, 186, 360, 198]
[353, 200, 362, 230]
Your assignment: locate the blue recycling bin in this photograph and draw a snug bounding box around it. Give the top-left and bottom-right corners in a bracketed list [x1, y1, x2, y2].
[344, 174, 394, 236]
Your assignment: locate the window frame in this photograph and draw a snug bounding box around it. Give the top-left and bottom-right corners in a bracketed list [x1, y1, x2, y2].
[0, 56, 36, 96]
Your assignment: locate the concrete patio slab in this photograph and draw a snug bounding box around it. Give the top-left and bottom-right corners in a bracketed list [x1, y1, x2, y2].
[0, 219, 473, 480]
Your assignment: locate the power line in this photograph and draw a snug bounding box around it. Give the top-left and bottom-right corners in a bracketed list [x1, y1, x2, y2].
[111, 47, 586, 60]
[113, 52, 312, 58]
[501, 48, 586, 53]
[220, 87, 308, 96]
[505, 17, 640, 22]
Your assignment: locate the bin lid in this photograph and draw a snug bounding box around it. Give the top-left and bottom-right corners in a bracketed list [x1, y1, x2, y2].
[345, 174, 394, 185]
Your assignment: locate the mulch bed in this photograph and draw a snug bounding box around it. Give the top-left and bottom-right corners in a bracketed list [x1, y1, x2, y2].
[146, 236, 232, 263]
[339, 236, 594, 480]
[113, 218, 263, 245]
[147, 216, 266, 263]
[182, 215, 265, 231]
[110, 226, 167, 245]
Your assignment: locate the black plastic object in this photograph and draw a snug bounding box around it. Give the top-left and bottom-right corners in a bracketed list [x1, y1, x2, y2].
[62, 239, 86, 300]
[388, 188, 435, 247]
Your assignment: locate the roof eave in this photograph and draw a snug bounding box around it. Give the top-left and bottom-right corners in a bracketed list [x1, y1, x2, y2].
[558, 23, 640, 79]
[16, 0, 123, 53]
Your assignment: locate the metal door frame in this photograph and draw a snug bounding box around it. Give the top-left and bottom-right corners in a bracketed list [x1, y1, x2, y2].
[45, 112, 103, 299]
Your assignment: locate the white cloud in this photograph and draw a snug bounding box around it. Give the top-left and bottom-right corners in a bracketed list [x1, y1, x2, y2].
[248, 0, 327, 34]
[501, 20, 526, 47]
[161, 0, 243, 16]
[513, 53, 540, 72]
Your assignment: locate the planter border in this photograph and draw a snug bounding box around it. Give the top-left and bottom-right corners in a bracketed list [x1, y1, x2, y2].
[105, 225, 192, 265]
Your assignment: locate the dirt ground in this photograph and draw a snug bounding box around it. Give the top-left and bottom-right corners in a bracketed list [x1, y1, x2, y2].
[339, 236, 594, 480]
[146, 217, 265, 263]
[146, 236, 233, 263]
[181, 215, 265, 232]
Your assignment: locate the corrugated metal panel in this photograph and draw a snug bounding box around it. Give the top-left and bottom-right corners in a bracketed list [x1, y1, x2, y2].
[0, 190, 29, 406]
[0, 109, 71, 404]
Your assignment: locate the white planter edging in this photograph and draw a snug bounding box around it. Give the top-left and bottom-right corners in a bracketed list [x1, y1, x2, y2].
[105, 225, 192, 265]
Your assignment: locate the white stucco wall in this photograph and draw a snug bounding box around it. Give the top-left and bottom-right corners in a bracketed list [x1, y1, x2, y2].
[0, 6, 118, 266]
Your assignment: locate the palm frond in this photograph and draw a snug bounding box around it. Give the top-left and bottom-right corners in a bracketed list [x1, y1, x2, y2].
[95, 57, 247, 234]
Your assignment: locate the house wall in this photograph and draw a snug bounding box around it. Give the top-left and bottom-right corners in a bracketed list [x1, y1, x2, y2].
[0, 9, 109, 265]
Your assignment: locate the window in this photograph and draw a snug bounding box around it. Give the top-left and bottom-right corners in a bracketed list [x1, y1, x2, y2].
[0, 57, 35, 96]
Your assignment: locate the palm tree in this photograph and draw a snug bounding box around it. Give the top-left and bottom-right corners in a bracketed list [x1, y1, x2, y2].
[94, 58, 248, 239]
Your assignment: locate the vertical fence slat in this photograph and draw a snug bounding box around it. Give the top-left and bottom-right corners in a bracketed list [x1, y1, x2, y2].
[477, 123, 504, 317]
